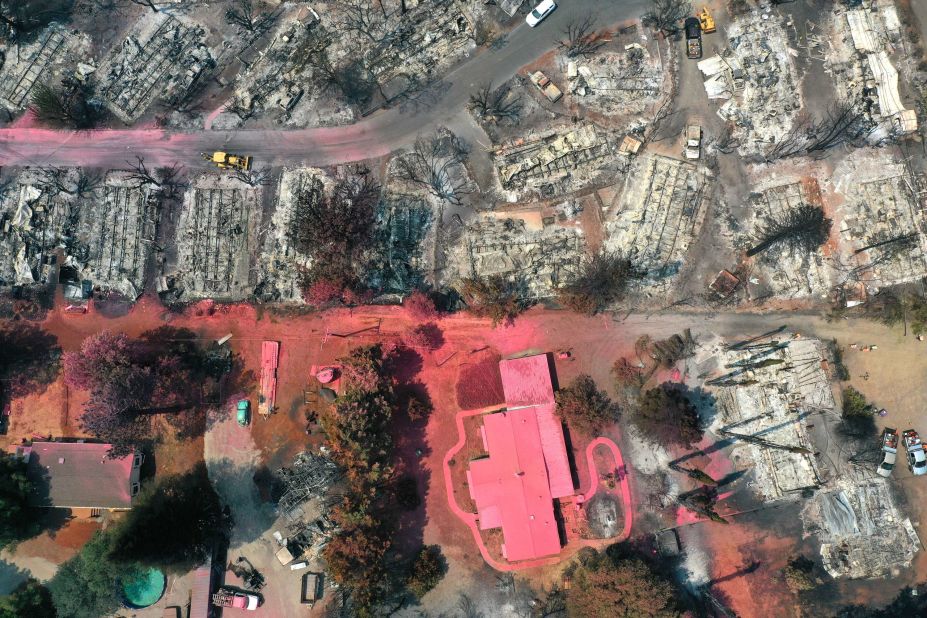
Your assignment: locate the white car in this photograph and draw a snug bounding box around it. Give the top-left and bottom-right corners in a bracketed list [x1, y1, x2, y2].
[526, 0, 556, 27]
[908, 448, 927, 476]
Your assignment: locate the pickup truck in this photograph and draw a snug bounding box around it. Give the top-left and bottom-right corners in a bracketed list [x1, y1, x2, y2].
[685, 125, 702, 160]
[529, 71, 563, 103]
[685, 17, 702, 59]
[902, 429, 927, 476]
[877, 427, 898, 478]
[212, 588, 259, 610]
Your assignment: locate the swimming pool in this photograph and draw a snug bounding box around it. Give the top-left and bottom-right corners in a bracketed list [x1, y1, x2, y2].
[121, 567, 166, 609]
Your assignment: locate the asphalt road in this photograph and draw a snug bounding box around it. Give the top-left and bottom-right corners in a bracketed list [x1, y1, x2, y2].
[0, 0, 649, 169]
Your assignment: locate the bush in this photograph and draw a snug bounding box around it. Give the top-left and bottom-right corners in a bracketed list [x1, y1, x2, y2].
[782, 556, 817, 593]
[459, 275, 527, 326]
[633, 384, 703, 448]
[556, 374, 619, 435]
[404, 290, 438, 320]
[406, 545, 445, 599]
[403, 323, 444, 351]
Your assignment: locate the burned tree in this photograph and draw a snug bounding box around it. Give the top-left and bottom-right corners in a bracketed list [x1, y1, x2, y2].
[307, 46, 379, 107]
[224, 0, 281, 35]
[223, 94, 255, 120]
[641, 0, 691, 35]
[332, 0, 387, 43]
[556, 251, 637, 315]
[30, 81, 104, 130]
[232, 166, 272, 187]
[468, 83, 522, 124]
[0, 0, 73, 41]
[558, 14, 605, 59]
[765, 101, 868, 161]
[124, 156, 185, 198]
[392, 129, 472, 205]
[747, 204, 832, 257]
[459, 274, 527, 326]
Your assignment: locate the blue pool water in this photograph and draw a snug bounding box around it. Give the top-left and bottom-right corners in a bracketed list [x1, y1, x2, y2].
[122, 567, 166, 608]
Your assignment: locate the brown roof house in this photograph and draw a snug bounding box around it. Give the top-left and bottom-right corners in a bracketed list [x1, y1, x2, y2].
[18, 442, 143, 516]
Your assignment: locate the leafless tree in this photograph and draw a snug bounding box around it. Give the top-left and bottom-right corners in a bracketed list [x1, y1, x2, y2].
[125, 157, 185, 198]
[232, 166, 272, 187]
[764, 101, 868, 161]
[331, 0, 387, 44]
[467, 83, 521, 124]
[224, 0, 281, 35]
[558, 14, 605, 59]
[126, 0, 161, 12]
[747, 204, 832, 257]
[392, 129, 473, 205]
[641, 0, 691, 35]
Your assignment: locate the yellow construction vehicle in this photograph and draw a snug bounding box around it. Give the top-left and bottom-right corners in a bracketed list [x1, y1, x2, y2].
[202, 151, 252, 171]
[699, 7, 716, 34]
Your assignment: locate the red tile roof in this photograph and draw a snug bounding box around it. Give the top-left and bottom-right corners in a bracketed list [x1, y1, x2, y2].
[466, 354, 574, 562]
[24, 442, 138, 509]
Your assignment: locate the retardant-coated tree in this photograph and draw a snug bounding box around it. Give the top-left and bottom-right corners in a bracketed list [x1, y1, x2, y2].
[64, 329, 223, 457]
[0, 579, 55, 618]
[556, 374, 619, 435]
[633, 383, 703, 448]
[747, 204, 832, 257]
[556, 251, 636, 315]
[403, 323, 444, 351]
[403, 290, 438, 320]
[459, 274, 526, 326]
[108, 465, 228, 572]
[0, 452, 39, 547]
[566, 552, 681, 617]
[49, 532, 146, 618]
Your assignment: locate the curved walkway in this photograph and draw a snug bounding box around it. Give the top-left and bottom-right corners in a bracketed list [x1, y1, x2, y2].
[442, 409, 633, 572]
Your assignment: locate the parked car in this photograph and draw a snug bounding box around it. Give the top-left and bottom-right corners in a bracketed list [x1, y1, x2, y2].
[526, 0, 556, 27]
[237, 399, 251, 426]
[902, 429, 927, 476]
[877, 427, 898, 478]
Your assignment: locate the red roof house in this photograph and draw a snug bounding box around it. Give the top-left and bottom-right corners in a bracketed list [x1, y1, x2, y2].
[466, 354, 574, 562]
[21, 442, 142, 510]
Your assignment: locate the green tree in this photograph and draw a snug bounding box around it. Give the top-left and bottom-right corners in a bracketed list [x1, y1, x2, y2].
[107, 465, 228, 572]
[566, 553, 681, 617]
[0, 321, 60, 400]
[0, 452, 40, 547]
[406, 545, 445, 599]
[842, 386, 873, 419]
[556, 374, 619, 435]
[0, 579, 55, 618]
[782, 555, 816, 593]
[48, 532, 145, 618]
[632, 384, 703, 448]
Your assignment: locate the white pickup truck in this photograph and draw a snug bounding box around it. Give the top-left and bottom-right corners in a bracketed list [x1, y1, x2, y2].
[902, 429, 927, 476]
[877, 427, 897, 478]
[685, 125, 702, 160]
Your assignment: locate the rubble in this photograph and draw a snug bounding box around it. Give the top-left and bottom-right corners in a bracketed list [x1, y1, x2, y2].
[604, 154, 711, 283]
[276, 451, 341, 522]
[0, 26, 87, 111]
[172, 174, 262, 301]
[697, 337, 833, 502]
[697, 10, 802, 156]
[493, 123, 617, 198]
[367, 195, 432, 293]
[825, 0, 917, 136]
[802, 481, 919, 579]
[833, 150, 927, 287]
[444, 211, 584, 298]
[561, 41, 666, 118]
[98, 13, 214, 123]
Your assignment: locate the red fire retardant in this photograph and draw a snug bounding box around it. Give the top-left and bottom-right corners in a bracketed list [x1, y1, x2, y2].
[466, 354, 574, 562]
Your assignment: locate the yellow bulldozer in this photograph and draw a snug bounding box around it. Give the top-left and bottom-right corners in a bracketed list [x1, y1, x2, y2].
[202, 151, 252, 171]
[698, 7, 716, 34]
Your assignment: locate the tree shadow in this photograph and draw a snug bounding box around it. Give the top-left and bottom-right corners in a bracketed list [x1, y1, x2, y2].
[0, 321, 61, 401]
[0, 559, 30, 595]
[205, 457, 276, 548]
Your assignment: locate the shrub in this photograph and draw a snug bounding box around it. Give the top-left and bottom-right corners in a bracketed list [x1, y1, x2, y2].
[556, 374, 619, 435]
